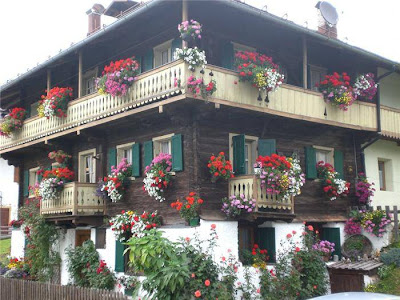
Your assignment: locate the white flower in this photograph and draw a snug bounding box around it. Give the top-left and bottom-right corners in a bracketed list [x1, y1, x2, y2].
[174, 47, 207, 71]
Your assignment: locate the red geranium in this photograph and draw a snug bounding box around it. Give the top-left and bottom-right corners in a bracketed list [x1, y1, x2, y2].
[208, 152, 234, 182]
[171, 191, 204, 222]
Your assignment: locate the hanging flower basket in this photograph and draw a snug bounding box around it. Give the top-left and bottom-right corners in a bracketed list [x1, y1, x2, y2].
[178, 20, 202, 41]
[353, 73, 378, 101]
[0, 107, 27, 137]
[207, 152, 234, 183]
[316, 161, 350, 201]
[174, 47, 207, 71]
[143, 153, 173, 202]
[38, 87, 73, 118]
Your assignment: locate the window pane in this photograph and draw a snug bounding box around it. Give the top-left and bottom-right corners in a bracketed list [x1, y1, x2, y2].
[378, 161, 385, 190]
[161, 141, 170, 154]
[316, 150, 328, 163]
[245, 144, 249, 174]
[161, 50, 169, 65]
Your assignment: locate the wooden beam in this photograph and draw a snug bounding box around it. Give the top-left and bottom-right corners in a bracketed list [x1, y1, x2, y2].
[46, 69, 51, 95]
[182, 0, 188, 48]
[78, 51, 83, 98]
[159, 105, 163, 113]
[302, 36, 307, 89]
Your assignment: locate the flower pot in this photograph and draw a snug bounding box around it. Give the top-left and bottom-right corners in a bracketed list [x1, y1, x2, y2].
[181, 32, 192, 41]
[189, 217, 200, 227]
[124, 288, 134, 296]
[55, 157, 65, 164]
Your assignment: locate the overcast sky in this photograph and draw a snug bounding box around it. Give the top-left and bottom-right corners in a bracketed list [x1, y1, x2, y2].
[0, 0, 399, 85]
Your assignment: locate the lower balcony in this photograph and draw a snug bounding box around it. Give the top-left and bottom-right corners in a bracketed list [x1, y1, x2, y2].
[40, 182, 105, 226]
[228, 175, 295, 221]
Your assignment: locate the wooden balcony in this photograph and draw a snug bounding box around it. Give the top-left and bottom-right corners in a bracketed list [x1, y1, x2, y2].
[228, 175, 295, 220]
[40, 182, 105, 226]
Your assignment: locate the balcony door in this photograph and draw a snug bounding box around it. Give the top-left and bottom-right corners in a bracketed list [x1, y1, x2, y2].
[79, 149, 96, 183]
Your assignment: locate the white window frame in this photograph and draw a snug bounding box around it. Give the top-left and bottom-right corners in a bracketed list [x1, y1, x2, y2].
[116, 142, 135, 165]
[153, 133, 174, 157]
[229, 133, 258, 175]
[309, 64, 327, 92]
[153, 40, 173, 68]
[28, 167, 40, 198]
[378, 158, 393, 191]
[30, 102, 40, 118]
[82, 67, 98, 97]
[78, 149, 97, 183]
[313, 145, 334, 165]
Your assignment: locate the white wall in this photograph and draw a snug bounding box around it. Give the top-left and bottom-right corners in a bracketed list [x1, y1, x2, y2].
[364, 139, 400, 209]
[10, 228, 25, 258]
[0, 158, 19, 221]
[59, 229, 75, 285]
[378, 67, 400, 109]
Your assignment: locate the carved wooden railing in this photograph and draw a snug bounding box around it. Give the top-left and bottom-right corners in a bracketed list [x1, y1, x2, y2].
[0, 60, 186, 151]
[40, 182, 104, 216]
[228, 175, 294, 213]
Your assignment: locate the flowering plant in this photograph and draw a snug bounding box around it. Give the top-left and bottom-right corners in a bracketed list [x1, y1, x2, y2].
[221, 194, 256, 218]
[118, 275, 140, 290]
[0, 107, 27, 137]
[316, 161, 350, 201]
[312, 240, 335, 255]
[38, 87, 73, 118]
[178, 20, 202, 40]
[355, 172, 375, 204]
[353, 73, 377, 101]
[344, 218, 362, 235]
[39, 167, 74, 201]
[186, 76, 217, 99]
[254, 155, 305, 202]
[347, 210, 391, 238]
[241, 244, 269, 268]
[48, 150, 72, 164]
[316, 72, 355, 111]
[174, 47, 207, 71]
[207, 152, 234, 182]
[171, 191, 204, 222]
[100, 158, 132, 202]
[97, 57, 140, 97]
[143, 153, 173, 202]
[9, 219, 23, 228]
[109, 210, 161, 242]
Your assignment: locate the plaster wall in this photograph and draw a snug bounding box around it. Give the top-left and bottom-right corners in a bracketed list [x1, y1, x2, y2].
[0, 158, 19, 221]
[378, 68, 400, 109]
[10, 228, 25, 258]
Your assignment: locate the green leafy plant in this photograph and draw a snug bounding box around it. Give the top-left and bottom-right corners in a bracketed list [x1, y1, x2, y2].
[381, 248, 400, 267]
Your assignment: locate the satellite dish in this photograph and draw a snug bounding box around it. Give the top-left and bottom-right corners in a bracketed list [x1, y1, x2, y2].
[317, 1, 339, 26]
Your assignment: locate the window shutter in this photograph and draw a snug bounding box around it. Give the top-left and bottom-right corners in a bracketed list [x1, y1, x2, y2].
[136, 56, 142, 74]
[131, 143, 140, 177]
[221, 41, 234, 70]
[305, 146, 317, 179]
[23, 170, 29, 197]
[233, 134, 245, 175]
[257, 228, 276, 263]
[258, 139, 276, 157]
[172, 134, 183, 172]
[142, 49, 154, 72]
[334, 150, 344, 179]
[322, 228, 341, 259]
[144, 141, 154, 169]
[108, 147, 117, 173]
[38, 171, 43, 183]
[115, 240, 125, 272]
[171, 38, 181, 61]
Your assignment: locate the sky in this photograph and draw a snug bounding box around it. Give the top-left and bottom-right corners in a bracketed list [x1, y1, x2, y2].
[0, 0, 399, 85]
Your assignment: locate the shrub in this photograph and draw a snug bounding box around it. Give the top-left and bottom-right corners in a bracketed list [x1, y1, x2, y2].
[381, 248, 400, 267]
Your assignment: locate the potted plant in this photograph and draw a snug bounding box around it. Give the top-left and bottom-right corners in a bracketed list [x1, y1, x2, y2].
[38, 87, 73, 118]
[38, 167, 74, 201]
[355, 172, 375, 204]
[207, 152, 234, 183]
[171, 191, 204, 226]
[48, 150, 72, 164]
[0, 107, 27, 137]
[178, 20, 202, 41]
[173, 47, 207, 71]
[312, 240, 335, 261]
[316, 161, 350, 201]
[353, 73, 378, 101]
[9, 219, 23, 229]
[143, 153, 173, 202]
[99, 158, 132, 202]
[221, 194, 256, 218]
[118, 275, 140, 296]
[186, 76, 217, 99]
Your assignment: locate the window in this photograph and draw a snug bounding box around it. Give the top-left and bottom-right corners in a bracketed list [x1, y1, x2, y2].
[30, 102, 39, 118]
[95, 228, 106, 249]
[153, 134, 174, 157]
[79, 149, 96, 183]
[154, 40, 173, 68]
[309, 65, 327, 91]
[117, 142, 135, 165]
[378, 160, 386, 191]
[314, 146, 334, 165]
[229, 134, 258, 175]
[232, 42, 256, 54]
[82, 68, 98, 96]
[28, 167, 40, 197]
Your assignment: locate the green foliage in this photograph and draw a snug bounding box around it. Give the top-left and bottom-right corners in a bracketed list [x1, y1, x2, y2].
[381, 248, 400, 267]
[378, 264, 396, 279]
[0, 238, 11, 258]
[365, 266, 400, 295]
[86, 261, 116, 290]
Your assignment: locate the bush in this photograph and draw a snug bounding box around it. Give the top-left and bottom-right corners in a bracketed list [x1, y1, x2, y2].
[381, 248, 400, 267]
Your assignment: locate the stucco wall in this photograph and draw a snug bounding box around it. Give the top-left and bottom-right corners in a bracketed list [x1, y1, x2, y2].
[10, 228, 25, 258]
[378, 68, 400, 109]
[364, 139, 400, 208]
[0, 158, 19, 221]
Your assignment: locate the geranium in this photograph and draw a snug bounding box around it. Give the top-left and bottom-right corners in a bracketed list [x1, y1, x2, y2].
[38, 87, 73, 118]
[254, 155, 305, 203]
[171, 191, 204, 222]
[118, 275, 140, 290]
[312, 240, 335, 254]
[344, 218, 362, 235]
[361, 210, 391, 237]
[250, 244, 269, 268]
[187, 76, 217, 99]
[208, 152, 234, 182]
[48, 150, 72, 164]
[100, 158, 132, 202]
[96, 57, 140, 97]
[355, 172, 375, 204]
[109, 210, 160, 242]
[143, 153, 172, 202]
[178, 20, 202, 40]
[353, 73, 378, 101]
[0, 107, 27, 137]
[316, 72, 355, 111]
[316, 161, 350, 201]
[174, 47, 207, 71]
[9, 219, 23, 228]
[221, 194, 255, 218]
[39, 167, 74, 201]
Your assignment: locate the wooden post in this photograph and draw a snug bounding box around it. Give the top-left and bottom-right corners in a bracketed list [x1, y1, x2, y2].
[302, 36, 307, 89]
[394, 205, 399, 242]
[46, 69, 51, 95]
[182, 0, 188, 48]
[78, 51, 83, 98]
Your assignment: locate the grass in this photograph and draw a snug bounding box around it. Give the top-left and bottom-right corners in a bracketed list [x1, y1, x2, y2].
[0, 238, 11, 260]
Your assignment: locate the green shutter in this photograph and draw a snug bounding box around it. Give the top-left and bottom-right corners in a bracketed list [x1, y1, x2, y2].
[136, 56, 142, 74]
[131, 143, 140, 177]
[142, 49, 154, 72]
[258, 228, 276, 263]
[144, 141, 154, 169]
[23, 170, 29, 197]
[171, 38, 181, 61]
[108, 147, 117, 173]
[172, 134, 183, 172]
[38, 170, 43, 183]
[258, 139, 276, 157]
[233, 134, 245, 175]
[334, 150, 344, 179]
[305, 146, 317, 179]
[322, 228, 341, 259]
[221, 41, 234, 70]
[115, 240, 125, 272]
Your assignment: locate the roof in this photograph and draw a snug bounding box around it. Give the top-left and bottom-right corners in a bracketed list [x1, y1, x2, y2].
[328, 260, 383, 272]
[1, 0, 399, 92]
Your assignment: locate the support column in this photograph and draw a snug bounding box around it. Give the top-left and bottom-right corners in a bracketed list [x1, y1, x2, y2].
[182, 0, 188, 48]
[46, 69, 51, 95]
[78, 51, 83, 98]
[302, 36, 308, 89]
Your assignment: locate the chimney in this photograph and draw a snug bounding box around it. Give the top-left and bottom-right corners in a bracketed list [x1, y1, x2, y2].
[86, 4, 105, 36]
[315, 1, 338, 39]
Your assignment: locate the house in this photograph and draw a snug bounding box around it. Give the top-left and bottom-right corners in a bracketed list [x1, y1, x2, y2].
[0, 0, 399, 289]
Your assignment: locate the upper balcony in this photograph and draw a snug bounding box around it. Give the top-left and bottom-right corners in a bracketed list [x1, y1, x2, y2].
[0, 60, 399, 154]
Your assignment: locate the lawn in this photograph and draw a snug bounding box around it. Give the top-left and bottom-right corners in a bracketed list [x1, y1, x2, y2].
[0, 238, 11, 260]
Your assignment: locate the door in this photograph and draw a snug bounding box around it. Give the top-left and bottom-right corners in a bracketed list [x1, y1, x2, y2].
[75, 230, 91, 247]
[0, 208, 10, 235]
[329, 271, 364, 293]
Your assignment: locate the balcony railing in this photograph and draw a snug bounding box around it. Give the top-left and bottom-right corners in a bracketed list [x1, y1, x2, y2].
[40, 182, 104, 216]
[228, 175, 294, 213]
